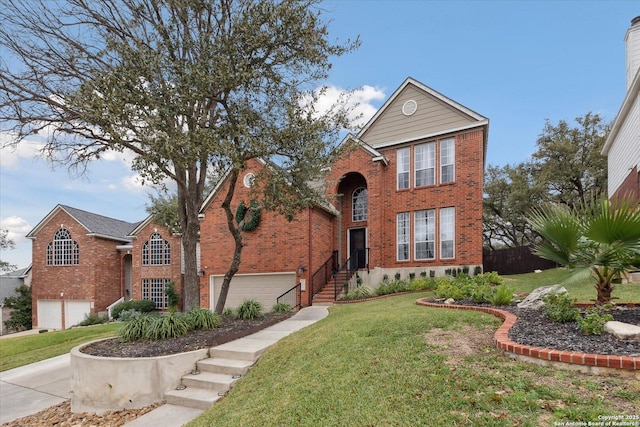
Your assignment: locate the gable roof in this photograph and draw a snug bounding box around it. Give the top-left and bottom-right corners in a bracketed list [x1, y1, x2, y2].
[357, 77, 489, 161]
[26, 204, 141, 242]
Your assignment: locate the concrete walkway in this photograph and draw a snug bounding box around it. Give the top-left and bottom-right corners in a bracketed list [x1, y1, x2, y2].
[0, 306, 329, 426]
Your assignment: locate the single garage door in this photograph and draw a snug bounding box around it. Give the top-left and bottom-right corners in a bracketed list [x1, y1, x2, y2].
[37, 300, 62, 330]
[210, 272, 296, 311]
[65, 300, 92, 328]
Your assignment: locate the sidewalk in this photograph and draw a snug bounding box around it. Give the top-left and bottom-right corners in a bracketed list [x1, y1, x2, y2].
[0, 306, 329, 426]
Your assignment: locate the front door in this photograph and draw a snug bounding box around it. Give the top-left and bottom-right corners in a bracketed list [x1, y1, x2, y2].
[349, 228, 367, 269]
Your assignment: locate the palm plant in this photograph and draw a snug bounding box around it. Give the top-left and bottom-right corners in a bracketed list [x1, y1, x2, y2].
[528, 197, 640, 304]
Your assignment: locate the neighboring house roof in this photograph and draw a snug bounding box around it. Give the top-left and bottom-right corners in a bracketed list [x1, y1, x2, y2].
[602, 68, 640, 156]
[0, 266, 30, 304]
[26, 204, 141, 242]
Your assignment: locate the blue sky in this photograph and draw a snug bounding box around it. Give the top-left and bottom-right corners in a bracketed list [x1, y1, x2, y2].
[1, 0, 638, 268]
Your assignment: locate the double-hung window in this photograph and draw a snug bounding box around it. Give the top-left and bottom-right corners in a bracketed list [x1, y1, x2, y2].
[415, 142, 435, 187]
[396, 212, 410, 261]
[440, 138, 455, 183]
[440, 207, 455, 259]
[415, 209, 435, 260]
[397, 147, 410, 190]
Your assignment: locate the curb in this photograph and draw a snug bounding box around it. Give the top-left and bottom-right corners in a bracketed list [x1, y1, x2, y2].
[416, 299, 639, 376]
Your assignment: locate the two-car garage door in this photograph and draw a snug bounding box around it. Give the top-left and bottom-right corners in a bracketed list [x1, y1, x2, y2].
[209, 272, 296, 311]
[36, 300, 91, 329]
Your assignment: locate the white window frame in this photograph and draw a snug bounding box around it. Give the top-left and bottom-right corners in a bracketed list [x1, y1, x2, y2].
[397, 147, 410, 190]
[142, 278, 170, 309]
[143, 232, 171, 265]
[414, 209, 435, 260]
[440, 138, 455, 184]
[396, 212, 410, 261]
[415, 142, 435, 187]
[440, 207, 455, 259]
[47, 228, 79, 266]
[352, 187, 368, 222]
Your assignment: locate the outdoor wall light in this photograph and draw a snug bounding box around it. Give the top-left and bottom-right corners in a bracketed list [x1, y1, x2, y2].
[198, 270, 205, 277]
[297, 265, 306, 275]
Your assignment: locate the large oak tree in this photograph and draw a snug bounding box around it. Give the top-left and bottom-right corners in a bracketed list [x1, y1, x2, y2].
[0, 0, 358, 312]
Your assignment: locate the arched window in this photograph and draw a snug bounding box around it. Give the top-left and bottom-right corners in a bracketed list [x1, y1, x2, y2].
[352, 187, 368, 222]
[46, 227, 79, 265]
[142, 232, 171, 265]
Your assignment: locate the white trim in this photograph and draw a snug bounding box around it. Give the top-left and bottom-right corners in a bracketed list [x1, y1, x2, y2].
[369, 121, 488, 150]
[602, 69, 640, 155]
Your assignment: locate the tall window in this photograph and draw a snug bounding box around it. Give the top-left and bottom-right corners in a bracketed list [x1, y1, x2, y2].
[352, 187, 368, 221]
[397, 212, 410, 261]
[415, 142, 435, 187]
[440, 138, 455, 183]
[142, 278, 169, 309]
[397, 147, 410, 190]
[415, 209, 435, 260]
[46, 227, 79, 265]
[142, 232, 171, 265]
[440, 207, 455, 259]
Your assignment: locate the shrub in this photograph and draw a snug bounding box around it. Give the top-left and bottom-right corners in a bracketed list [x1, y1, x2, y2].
[3, 285, 32, 332]
[185, 308, 221, 330]
[407, 277, 436, 292]
[119, 309, 142, 322]
[112, 299, 156, 320]
[76, 313, 108, 327]
[394, 272, 401, 281]
[236, 299, 263, 319]
[470, 284, 493, 303]
[222, 307, 235, 316]
[473, 272, 503, 287]
[119, 315, 155, 341]
[145, 313, 190, 340]
[165, 281, 180, 312]
[542, 293, 579, 323]
[408, 272, 416, 281]
[376, 280, 408, 296]
[342, 285, 374, 301]
[576, 307, 613, 335]
[272, 303, 294, 313]
[489, 284, 515, 306]
[473, 266, 483, 276]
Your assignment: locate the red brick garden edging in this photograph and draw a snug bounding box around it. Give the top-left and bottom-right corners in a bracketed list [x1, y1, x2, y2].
[416, 298, 639, 377]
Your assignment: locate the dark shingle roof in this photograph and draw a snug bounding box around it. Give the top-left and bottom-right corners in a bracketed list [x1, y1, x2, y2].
[59, 205, 141, 241]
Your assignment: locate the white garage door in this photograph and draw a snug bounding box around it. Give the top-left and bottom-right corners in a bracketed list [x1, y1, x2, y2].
[210, 272, 296, 311]
[37, 300, 62, 330]
[65, 300, 92, 328]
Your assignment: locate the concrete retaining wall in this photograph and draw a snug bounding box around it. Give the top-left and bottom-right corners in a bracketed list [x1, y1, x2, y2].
[70, 340, 208, 414]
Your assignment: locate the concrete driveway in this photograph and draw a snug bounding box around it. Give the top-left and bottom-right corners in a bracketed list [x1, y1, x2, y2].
[0, 354, 71, 424]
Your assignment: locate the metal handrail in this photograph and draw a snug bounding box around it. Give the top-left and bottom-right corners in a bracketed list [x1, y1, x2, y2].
[311, 251, 338, 298]
[333, 248, 370, 300]
[276, 282, 302, 310]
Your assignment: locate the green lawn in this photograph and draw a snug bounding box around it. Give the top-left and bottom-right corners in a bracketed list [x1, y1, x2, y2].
[188, 292, 639, 427]
[0, 323, 120, 372]
[504, 267, 640, 303]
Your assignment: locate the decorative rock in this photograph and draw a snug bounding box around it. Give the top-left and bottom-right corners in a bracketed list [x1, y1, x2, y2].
[604, 321, 640, 340]
[516, 285, 568, 309]
[444, 298, 455, 305]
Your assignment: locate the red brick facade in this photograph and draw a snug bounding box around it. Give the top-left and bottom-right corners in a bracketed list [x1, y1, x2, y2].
[611, 166, 640, 206]
[30, 209, 123, 327]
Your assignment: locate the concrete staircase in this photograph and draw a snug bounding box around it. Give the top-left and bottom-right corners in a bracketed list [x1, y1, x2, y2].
[164, 318, 311, 410]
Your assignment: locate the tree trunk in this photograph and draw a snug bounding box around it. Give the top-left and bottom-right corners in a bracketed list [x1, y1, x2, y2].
[214, 168, 243, 314]
[595, 282, 613, 305]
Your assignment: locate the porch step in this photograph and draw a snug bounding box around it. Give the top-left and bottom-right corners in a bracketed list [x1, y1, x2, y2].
[181, 371, 240, 391]
[164, 386, 224, 410]
[197, 357, 255, 376]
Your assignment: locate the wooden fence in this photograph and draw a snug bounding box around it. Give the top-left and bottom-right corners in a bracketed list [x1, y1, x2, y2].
[483, 246, 558, 275]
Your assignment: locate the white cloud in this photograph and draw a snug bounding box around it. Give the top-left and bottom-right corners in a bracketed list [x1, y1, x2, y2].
[306, 84, 386, 130]
[0, 216, 32, 244]
[0, 133, 45, 168]
[120, 173, 147, 192]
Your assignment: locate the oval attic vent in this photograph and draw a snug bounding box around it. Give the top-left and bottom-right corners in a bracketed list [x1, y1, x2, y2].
[402, 100, 417, 116]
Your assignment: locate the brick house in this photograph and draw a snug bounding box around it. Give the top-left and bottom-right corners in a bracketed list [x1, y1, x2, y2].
[27, 77, 488, 321]
[199, 77, 488, 308]
[26, 205, 183, 329]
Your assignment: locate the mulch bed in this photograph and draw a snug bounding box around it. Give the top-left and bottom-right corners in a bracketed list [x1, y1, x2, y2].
[434, 298, 640, 357]
[81, 312, 294, 358]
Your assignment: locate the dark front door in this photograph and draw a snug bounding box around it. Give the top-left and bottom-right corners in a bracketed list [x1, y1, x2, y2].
[349, 228, 367, 269]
